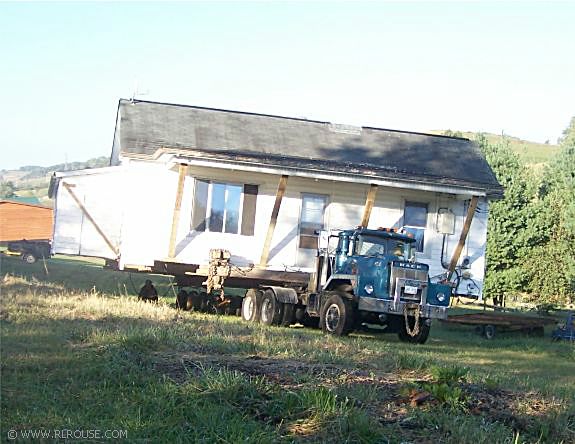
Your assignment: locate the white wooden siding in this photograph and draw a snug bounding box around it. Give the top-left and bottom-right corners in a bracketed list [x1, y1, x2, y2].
[52, 169, 125, 259]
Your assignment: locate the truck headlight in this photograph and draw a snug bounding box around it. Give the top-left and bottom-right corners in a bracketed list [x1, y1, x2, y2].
[437, 292, 446, 302]
[364, 284, 374, 295]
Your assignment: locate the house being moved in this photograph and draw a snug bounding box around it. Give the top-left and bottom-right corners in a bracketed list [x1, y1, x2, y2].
[50, 99, 502, 298]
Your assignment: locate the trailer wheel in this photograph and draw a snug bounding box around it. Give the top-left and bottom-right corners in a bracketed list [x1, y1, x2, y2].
[483, 324, 496, 339]
[241, 289, 260, 322]
[320, 293, 354, 336]
[22, 253, 37, 264]
[398, 322, 430, 344]
[260, 290, 284, 326]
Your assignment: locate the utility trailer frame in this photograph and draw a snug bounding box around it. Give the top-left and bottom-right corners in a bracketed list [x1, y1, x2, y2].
[442, 312, 556, 339]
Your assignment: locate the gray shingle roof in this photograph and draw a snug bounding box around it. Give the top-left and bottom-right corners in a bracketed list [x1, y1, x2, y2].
[115, 99, 503, 197]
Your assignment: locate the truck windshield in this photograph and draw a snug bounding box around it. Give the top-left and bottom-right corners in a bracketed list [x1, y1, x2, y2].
[356, 236, 410, 259]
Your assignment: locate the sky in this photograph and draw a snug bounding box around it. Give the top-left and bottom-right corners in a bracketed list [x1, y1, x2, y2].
[1, 1, 574, 170]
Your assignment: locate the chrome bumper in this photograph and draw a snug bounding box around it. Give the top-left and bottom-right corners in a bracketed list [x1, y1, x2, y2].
[357, 296, 448, 320]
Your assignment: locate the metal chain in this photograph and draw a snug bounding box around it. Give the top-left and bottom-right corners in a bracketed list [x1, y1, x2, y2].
[403, 305, 420, 337]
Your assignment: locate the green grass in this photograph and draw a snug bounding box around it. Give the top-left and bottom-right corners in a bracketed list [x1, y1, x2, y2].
[1, 256, 574, 443]
[0, 253, 177, 301]
[433, 130, 560, 165]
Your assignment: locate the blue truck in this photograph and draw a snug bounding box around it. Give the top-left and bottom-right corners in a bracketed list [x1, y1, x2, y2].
[238, 227, 452, 344]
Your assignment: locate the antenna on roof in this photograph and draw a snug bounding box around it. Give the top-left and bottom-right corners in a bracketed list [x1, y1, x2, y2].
[131, 79, 149, 103]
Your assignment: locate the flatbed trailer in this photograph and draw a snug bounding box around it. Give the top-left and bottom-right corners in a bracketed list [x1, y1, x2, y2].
[441, 312, 556, 339]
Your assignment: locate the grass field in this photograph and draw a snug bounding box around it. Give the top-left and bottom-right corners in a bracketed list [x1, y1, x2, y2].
[431, 130, 560, 165]
[1, 255, 574, 443]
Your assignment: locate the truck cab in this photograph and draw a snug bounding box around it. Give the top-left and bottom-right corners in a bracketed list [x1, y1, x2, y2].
[307, 228, 452, 343]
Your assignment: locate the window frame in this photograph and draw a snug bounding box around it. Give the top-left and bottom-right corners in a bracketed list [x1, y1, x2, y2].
[297, 193, 328, 251]
[403, 200, 429, 255]
[191, 179, 248, 235]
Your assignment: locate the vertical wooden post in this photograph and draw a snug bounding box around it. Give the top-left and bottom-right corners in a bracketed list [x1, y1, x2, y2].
[360, 184, 378, 228]
[259, 175, 289, 268]
[446, 196, 479, 281]
[168, 164, 188, 259]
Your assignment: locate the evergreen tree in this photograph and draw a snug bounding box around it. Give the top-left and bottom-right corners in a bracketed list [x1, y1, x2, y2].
[522, 118, 575, 304]
[476, 135, 534, 303]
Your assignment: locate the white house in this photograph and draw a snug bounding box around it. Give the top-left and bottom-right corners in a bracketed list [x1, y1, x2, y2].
[50, 99, 502, 298]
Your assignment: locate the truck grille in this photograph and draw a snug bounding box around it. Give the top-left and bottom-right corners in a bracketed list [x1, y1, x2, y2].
[390, 264, 429, 303]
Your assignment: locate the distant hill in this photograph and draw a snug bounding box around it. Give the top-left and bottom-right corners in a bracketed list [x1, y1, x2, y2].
[431, 130, 560, 165]
[0, 156, 109, 206]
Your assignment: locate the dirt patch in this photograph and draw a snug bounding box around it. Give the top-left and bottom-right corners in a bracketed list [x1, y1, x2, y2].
[153, 350, 569, 437]
[154, 351, 357, 386]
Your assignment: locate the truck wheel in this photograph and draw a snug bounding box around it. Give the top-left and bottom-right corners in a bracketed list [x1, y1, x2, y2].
[22, 253, 37, 264]
[241, 289, 260, 322]
[398, 319, 430, 344]
[281, 303, 295, 326]
[260, 290, 284, 325]
[320, 293, 354, 336]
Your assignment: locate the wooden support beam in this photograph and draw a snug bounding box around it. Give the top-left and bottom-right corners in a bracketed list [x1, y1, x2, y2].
[447, 196, 480, 281]
[259, 175, 289, 268]
[168, 164, 188, 259]
[62, 182, 119, 256]
[360, 184, 378, 227]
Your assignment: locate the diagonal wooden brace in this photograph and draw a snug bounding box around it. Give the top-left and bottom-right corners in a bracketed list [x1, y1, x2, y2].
[259, 175, 289, 268]
[62, 182, 119, 256]
[446, 196, 479, 281]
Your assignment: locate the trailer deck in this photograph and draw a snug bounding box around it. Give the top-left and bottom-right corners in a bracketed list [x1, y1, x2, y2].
[442, 312, 556, 339]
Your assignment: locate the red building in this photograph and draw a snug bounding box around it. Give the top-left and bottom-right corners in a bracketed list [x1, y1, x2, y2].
[0, 200, 53, 242]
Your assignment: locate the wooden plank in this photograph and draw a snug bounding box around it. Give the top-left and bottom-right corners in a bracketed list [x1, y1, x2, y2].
[446, 196, 479, 281]
[259, 175, 289, 267]
[62, 182, 119, 256]
[168, 164, 188, 259]
[360, 184, 378, 227]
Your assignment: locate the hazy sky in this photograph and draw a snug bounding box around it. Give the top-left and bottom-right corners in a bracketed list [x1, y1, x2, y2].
[1, 1, 573, 169]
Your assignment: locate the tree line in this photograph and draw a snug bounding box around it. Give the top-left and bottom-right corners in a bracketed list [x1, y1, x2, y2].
[479, 118, 575, 305]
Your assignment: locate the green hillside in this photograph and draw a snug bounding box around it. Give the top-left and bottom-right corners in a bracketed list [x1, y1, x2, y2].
[0, 156, 109, 206]
[433, 130, 560, 165]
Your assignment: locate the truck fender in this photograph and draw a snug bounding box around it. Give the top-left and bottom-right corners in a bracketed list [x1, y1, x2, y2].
[262, 286, 299, 305]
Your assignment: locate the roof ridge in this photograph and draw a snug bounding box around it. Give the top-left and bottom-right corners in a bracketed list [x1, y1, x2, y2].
[120, 98, 329, 125]
[119, 98, 470, 141]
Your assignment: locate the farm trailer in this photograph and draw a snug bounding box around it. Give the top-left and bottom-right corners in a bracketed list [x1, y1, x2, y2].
[48, 99, 504, 343]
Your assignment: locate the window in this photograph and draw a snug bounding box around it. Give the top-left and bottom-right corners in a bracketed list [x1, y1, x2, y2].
[403, 201, 428, 252]
[192, 180, 258, 235]
[299, 194, 327, 249]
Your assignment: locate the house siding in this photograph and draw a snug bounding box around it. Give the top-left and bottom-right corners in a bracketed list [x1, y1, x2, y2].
[52, 159, 488, 296]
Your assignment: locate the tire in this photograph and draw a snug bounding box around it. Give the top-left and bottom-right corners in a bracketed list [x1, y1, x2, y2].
[176, 289, 189, 310]
[259, 290, 284, 326]
[189, 291, 201, 311]
[398, 318, 430, 344]
[241, 289, 261, 322]
[22, 253, 37, 264]
[320, 293, 354, 336]
[483, 324, 496, 340]
[281, 303, 295, 327]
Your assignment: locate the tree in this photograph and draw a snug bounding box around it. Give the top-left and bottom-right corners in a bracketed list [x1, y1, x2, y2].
[476, 134, 536, 303]
[522, 117, 575, 304]
[0, 181, 16, 198]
